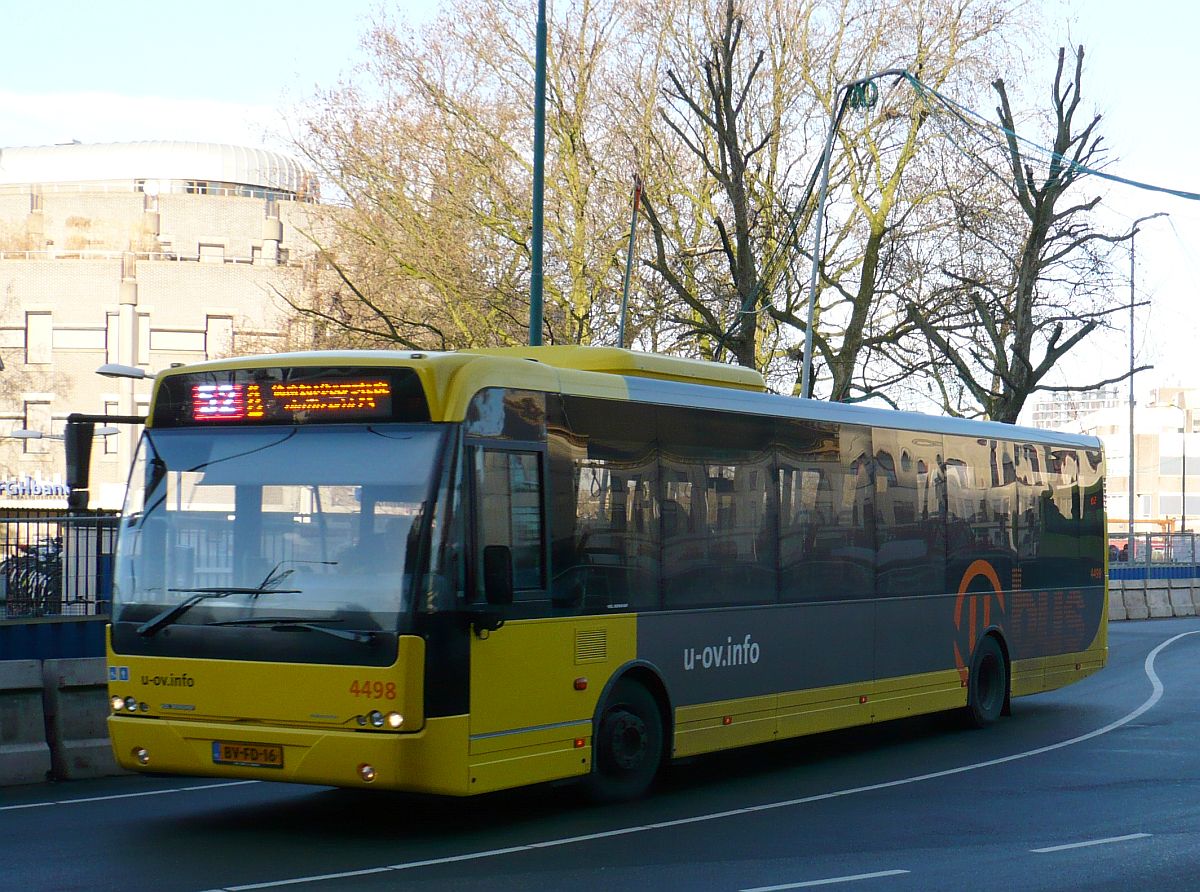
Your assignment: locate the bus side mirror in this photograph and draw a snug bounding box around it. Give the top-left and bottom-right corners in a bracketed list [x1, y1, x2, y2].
[482, 545, 514, 606]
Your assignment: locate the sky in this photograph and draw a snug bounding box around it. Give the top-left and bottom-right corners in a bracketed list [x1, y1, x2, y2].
[0, 0, 432, 149]
[1042, 0, 1200, 417]
[0, 0, 1196, 419]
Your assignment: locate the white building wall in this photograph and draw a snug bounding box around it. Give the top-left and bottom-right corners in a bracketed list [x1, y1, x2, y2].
[0, 143, 318, 511]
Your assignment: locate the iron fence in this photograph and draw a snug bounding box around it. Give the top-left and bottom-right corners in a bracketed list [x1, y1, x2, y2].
[1108, 530, 1200, 577]
[0, 513, 119, 618]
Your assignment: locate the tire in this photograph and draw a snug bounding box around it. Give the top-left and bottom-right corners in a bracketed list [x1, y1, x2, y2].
[585, 679, 664, 802]
[965, 634, 1008, 728]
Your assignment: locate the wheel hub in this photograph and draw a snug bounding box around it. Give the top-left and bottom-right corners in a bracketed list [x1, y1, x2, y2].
[609, 711, 648, 770]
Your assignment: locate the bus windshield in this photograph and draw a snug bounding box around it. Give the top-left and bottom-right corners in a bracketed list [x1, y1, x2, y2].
[113, 424, 448, 641]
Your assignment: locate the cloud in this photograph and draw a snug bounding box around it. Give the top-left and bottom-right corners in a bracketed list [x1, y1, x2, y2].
[0, 91, 290, 151]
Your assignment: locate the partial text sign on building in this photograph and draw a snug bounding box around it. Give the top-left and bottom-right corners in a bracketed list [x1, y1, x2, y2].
[0, 473, 70, 499]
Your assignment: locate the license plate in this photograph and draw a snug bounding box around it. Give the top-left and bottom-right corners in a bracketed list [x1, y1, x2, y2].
[212, 741, 284, 769]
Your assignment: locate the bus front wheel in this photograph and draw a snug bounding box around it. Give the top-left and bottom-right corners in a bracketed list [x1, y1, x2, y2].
[965, 635, 1008, 728]
[586, 679, 663, 801]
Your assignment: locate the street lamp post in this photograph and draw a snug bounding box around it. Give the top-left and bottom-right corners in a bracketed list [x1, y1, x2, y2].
[801, 68, 908, 400]
[8, 427, 121, 440]
[1175, 401, 1188, 533]
[96, 363, 158, 476]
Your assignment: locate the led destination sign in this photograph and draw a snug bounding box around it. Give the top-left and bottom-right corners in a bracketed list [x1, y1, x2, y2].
[153, 366, 431, 427]
[192, 379, 393, 423]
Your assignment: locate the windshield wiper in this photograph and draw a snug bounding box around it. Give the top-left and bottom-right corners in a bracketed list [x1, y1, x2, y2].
[134, 560, 336, 638]
[136, 585, 301, 638]
[206, 617, 376, 644]
[254, 559, 338, 594]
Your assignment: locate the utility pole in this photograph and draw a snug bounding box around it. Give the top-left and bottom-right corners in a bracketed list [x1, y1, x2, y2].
[617, 175, 643, 349]
[1179, 399, 1188, 533]
[528, 0, 547, 346]
[1128, 234, 1136, 545]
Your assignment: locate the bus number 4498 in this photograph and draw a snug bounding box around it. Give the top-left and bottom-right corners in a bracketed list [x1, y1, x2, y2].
[349, 680, 397, 699]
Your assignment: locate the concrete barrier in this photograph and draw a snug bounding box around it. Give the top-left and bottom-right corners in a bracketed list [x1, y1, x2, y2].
[1169, 580, 1196, 618]
[1145, 580, 1172, 618]
[42, 657, 127, 780]
[1123, 584, 1151, 620]
[0, 659, 51, 785]
[1109, 588, 1127, 621]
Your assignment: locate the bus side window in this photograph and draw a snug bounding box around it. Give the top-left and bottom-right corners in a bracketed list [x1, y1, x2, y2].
[474, 449, 545, 597]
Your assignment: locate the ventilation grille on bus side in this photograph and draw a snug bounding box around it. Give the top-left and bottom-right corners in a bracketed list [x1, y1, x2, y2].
[575, 629, 607, 664]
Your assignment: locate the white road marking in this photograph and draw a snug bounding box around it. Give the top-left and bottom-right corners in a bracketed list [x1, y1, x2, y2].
[0, 780, 259, 812]
[741, 869, 911, 890]
[181, 630, 1200, 890]
[1030, 832, 1152, 854]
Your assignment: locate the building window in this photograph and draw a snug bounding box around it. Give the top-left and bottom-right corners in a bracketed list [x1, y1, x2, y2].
[106, 313, 119, 363]
[137, 313, 150, 366]
[103, 401, 119, 455]
[205, 316, 234, 359]
[199, 243, 225, 263]
[23, 401, 51, 454]
[25, 312, 51, 364]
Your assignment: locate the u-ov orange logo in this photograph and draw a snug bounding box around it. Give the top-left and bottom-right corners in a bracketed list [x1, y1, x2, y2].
[954, 560, 1004, 684]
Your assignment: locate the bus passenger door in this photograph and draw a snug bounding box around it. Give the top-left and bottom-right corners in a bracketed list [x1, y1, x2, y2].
[467, 445, 588, 789]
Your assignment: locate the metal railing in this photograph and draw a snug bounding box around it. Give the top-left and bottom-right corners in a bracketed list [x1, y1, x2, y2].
[1108, 530, 1200, 579]
[0, 514, 119, 618]
[0, 249, 264, 265]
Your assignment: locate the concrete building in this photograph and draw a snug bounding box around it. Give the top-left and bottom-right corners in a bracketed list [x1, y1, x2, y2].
[1065, 387, 1199, 533]
[0, 141, 323, 511]
[1030, 387, 1123, 430]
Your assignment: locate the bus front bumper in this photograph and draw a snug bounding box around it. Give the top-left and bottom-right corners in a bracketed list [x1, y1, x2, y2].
[108, 714, 472, 795]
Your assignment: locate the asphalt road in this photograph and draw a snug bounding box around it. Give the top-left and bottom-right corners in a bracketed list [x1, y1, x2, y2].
[4, 619, 1199, 892]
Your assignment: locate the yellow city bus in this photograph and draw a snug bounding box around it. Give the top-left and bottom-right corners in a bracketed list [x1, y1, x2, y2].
[107, 346, 1107, 799]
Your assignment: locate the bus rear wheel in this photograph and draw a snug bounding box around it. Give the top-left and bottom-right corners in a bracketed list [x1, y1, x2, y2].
[586, 679, 663, 802]
[965, 635, 1007, 728]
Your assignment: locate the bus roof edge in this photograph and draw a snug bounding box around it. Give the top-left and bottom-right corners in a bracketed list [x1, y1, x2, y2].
[461, 346, 766, 392]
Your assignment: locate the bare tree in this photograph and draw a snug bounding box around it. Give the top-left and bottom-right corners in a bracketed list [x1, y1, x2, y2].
[637, 0, 1019, 396]
[783, 0, 1021, 402]
[640, 0, 774, 370]
[903, 46, 1150, 422]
